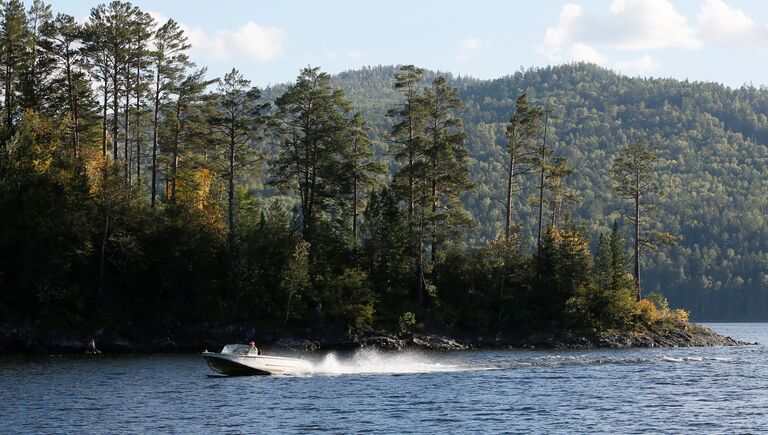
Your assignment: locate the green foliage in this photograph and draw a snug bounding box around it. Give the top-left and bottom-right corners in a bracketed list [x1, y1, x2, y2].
[321, 63, 765, 321]
[398, 311, 416, 333]
[323, 267, 375, 334]
[3, 0, 765, 343]
[645, 292, 670, 311]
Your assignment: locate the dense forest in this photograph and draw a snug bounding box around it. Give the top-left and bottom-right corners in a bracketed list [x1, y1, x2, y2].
[0, 1, 765, 345]
[318, 64, 768, 321]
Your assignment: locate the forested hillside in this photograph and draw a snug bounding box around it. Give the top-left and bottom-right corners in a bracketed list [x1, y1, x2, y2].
[309, 64, 768, 321]
[0, 0, 765, 338]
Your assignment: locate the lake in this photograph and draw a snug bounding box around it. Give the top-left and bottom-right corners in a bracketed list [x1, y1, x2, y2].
[1, 323, 766, 433]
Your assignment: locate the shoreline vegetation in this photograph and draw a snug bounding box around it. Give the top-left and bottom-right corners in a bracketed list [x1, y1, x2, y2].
[0, 1, 758, 354]
[0, 321, 750, 355]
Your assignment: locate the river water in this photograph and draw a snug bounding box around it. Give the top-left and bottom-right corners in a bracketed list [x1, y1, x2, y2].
[1, 323, 766, 433]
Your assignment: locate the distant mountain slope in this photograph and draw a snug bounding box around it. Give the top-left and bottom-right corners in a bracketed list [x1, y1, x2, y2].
[266, 63, 768, 321]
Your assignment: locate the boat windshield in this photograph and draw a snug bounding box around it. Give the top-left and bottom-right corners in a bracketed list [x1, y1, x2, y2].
[221, 344, 258, 355]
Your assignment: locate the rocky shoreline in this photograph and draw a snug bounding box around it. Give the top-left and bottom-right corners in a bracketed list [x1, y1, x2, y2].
[0, 322, 752, 355]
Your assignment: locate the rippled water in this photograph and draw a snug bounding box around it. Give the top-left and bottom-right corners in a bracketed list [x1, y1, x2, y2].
[1, 323, 766, 433]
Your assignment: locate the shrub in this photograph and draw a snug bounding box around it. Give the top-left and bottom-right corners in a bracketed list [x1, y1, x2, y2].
[635, 299, 660, 325]
[673, 308, 690, 323]
[646, 292, 670, 311]
[398, 311, 416, 333]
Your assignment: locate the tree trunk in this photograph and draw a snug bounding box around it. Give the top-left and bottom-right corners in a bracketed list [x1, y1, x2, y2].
[228, 131, 236, 262]
[171, 101, 181, 200]
[150, 68, 160, 207]
[537, 111, 549, 250]
[98, 207, 110, 296]
[64, 50, 77, 158]
[352, 145, 358, 248]
[417, 226, 425, 323]
[634, 167, 641, 301]
[135, 60, 142, 182]
[124, 74, 131, 185]
[227, 129, 236, 296]
[102, 75, 108, 158]
[505, 149, 516, 240]
[112, 64, 119, 161]
[4, 64, 10, 129]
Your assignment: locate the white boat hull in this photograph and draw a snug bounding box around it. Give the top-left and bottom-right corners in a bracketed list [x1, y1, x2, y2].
[202, 351, 312, 376]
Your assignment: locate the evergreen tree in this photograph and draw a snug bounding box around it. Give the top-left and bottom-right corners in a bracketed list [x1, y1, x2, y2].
[544, 156, 577, 229]
[503, 93, 542, 240]
[150, 18, 190, 206]
[121, 9, 154, 185]
[0, 0, 28, 140]
[387, 66, 431, 321]
[594, 232, 611, 292]
[387, 65, 426, 229]
[41, 13, 92, 157]
[20, 0, 54, 114]
[168, 67, 215, 201]
[271, 66, 354, 244]
[360, 187, 411, 322]
[610, 138, 676, 299]
[341, 112, 384, 248]
[129, 11, 154, 183]
[82, 3, 111, 158]
[422, 75, 473, 263]
[608, 221, 630, 292]
[533, 99, 554, 250]
[208, 68, 268, 278]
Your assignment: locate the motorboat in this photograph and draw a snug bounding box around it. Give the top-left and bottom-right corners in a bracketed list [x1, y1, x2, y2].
[202, 344, 312, 376]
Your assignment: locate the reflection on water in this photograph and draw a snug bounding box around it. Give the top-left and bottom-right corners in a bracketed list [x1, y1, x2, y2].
[1, 323, 766, 433]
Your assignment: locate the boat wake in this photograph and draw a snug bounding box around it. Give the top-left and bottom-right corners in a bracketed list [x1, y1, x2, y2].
[299, 349, 735, 377]
[309, 348, 475, 376]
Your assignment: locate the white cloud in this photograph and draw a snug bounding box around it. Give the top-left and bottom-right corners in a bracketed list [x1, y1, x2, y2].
[696, 0, 762, 45]
[542, 0, 698, 61]
[614, 54, 662, 75]
[456, 37, 483, 62]
[348, 51, 363, 60]
[146, 11, 285, 63]
[607, 0, 699, 50]
[570, 42, 607, 64]
[218, 22, 285, 62]
[540, 0, 768, 75]
[542, 4, 584, 62]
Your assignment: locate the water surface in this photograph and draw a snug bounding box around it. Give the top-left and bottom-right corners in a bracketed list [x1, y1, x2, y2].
[1, 323, 765, 433]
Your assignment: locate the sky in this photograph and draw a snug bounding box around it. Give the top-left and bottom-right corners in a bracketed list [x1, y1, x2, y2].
[57, 0, 768, 89]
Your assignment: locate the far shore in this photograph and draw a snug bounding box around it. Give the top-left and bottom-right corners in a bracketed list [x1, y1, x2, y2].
[0, 322, 753, 356]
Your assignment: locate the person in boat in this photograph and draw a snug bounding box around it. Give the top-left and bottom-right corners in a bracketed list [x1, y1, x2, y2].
[249, 340, 263, 355]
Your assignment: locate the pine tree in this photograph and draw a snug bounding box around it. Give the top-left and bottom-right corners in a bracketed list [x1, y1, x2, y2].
[608, 221, 630, 292]
[0, 0, 28, 140]
[421, 75, 473, 264]
[503, 93, 543, 240]
[271, 66, 354, 243]
[149, 18, 190, 206]
[534, 99, 554, 250]
[388, 65, 426, 229]
[41, 13, 91, 157]
[594, 232, 611, 292]
[82, 4, 111, 158]
[387, 66, 433, 321]
[121, 10, 154, 185]
[342, 112, 384, 248]
[611, 138, 677, 299]
[168, 67, 215, 201]
[20, 0, 54, 114]
[129, 11, 154, 183]
[544, 156, 577, 229]
[208, 68, 268, 276]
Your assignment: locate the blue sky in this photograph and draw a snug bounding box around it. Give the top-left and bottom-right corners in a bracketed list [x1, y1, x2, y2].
[58, 0, 768, 88]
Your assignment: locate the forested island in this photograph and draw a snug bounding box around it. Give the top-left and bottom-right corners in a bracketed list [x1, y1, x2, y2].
[0, 1, 761, 353]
